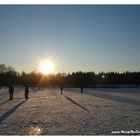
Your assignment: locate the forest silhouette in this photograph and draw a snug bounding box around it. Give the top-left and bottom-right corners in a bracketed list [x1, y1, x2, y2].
[0, 64, 140, 88]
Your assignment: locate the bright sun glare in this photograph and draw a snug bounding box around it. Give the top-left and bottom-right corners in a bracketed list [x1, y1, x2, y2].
[39, 60, 54, 74]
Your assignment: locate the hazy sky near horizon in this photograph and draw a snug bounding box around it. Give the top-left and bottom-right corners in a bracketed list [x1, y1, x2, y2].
[0, 5, 140, 73]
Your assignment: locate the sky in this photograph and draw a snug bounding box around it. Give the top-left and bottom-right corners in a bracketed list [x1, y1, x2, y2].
[0, 5, 140, 73]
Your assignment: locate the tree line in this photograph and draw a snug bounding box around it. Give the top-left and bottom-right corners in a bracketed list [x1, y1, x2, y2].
[0, 64, 140, 87]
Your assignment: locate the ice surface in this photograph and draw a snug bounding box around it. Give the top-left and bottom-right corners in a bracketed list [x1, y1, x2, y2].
[0, 87, 140, 135]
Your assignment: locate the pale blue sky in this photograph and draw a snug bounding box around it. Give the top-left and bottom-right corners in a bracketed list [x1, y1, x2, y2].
[0, 5, 140, 73]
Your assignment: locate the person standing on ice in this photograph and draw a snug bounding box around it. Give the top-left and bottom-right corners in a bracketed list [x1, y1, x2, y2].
[9, 85, 14, 100]
[80, 84, 84, 93]
[60, 86, 63, 95]
[25, 86, 29, 100]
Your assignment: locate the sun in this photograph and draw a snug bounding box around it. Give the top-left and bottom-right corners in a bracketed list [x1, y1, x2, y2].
[39, 60, 54, 74]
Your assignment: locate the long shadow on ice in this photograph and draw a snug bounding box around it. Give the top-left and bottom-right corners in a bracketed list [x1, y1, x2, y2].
[86, 90, 140, 106]
[0, 100, 26, 124]
[63, 95, 89, 112]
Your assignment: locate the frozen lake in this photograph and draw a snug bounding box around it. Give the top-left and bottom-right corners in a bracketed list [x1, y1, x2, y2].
[0, 87, 140, 135]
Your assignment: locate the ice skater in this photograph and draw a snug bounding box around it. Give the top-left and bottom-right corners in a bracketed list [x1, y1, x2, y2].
[25, 86, 29, 100]
[60, 86, 63, 95]
[80, 84, 83, 93]
[9, 85, 14, 100]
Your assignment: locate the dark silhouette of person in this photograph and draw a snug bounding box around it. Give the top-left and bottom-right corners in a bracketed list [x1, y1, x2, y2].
[25, 86, 29, 100]
[60, 86, 63, 95]
[80, 84, 84, 93]
[9, 85, 14, 100]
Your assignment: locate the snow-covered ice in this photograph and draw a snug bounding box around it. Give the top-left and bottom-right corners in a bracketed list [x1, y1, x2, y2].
[0, 87, 140, 135]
